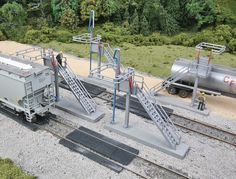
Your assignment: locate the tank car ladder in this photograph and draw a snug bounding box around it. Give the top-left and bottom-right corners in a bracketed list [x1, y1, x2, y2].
[150, 66, 189, 95]
[136, 82, 181, 149]
[23, 81, 37, 122]
[195, 57, 211, 78]
[58, 64, 96, 114]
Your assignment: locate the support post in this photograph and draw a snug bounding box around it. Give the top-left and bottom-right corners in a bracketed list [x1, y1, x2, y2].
[97, 43, 102, 75]
[123, 92, 130, 128]
[51, 54, 59, 102]
[88, 10, 94, 75]
[191, 76, 199, 106]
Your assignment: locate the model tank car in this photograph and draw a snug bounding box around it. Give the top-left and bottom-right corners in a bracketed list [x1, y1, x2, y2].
[168, 59, 236, 98]
[0, 54, 55, 122]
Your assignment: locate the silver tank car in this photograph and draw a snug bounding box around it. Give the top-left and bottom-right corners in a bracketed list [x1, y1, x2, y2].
[171, 59, 236, 97]
[0, 54, 55, 122]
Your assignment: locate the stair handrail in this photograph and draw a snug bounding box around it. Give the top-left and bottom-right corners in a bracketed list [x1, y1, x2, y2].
[136, 81, 180, 140]
[103, 43, 126, 73]
[136, 86, 180, 146]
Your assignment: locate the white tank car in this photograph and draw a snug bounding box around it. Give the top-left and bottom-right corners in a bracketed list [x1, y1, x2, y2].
[0, 54, 55, 122]
[171, 59, 236, 98]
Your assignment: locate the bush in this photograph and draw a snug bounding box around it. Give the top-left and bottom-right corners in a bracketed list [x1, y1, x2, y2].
[55, 30, 73, 43]
[215, 25, 232, 43]
[172, 33, 189, 45]
[28, 17, 48, 29]
[228, 39, 236, 53]
[102, 22, 115, 32]
[0, 31, 6, 41]
[24, 28, 56, 44]
[24, 29, 42, 44]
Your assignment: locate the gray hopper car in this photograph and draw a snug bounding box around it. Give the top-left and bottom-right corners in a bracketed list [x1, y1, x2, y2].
[0, 54, 55, 122]
[168, 59, 236, 98]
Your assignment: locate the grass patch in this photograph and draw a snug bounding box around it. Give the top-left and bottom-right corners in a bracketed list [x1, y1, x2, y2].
[0, 158, 35, 179]
[41, 41, 236, 77]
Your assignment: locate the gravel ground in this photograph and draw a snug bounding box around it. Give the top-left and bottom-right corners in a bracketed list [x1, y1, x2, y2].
[50, 93, 236, 179]
[0, 113, 139, 179]
[0, 91, 236, 178]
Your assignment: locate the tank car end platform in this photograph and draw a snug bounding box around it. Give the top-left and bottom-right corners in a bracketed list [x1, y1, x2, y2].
[55, 88, 105, 122]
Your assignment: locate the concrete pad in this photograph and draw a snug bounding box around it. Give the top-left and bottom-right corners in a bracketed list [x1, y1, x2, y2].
[56, 88, 105, 123]
[155, 95, 210, 116]
[105, 122, 190, 159]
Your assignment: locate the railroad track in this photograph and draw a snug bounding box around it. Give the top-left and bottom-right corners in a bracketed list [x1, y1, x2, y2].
[37, 114, 189, 179]
[171, 114, 236, 147]
[95, 91, 236, 147]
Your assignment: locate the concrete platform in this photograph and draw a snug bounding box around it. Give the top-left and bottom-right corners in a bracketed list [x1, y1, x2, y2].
[156, 95, 210, 116]
[105, 122, 190, 159]
[56, 88, 105, 123]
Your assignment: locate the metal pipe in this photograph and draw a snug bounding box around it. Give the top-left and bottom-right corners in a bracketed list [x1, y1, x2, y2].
[111, 80, 117, 124]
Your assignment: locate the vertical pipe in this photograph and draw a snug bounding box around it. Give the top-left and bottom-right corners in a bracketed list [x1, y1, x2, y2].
[114, 48, 121, 77]
[111, 80, 117, 124]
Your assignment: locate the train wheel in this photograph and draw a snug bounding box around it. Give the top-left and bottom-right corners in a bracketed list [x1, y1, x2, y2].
[168, 86, 177, 95]
[178, 89, 189, 98]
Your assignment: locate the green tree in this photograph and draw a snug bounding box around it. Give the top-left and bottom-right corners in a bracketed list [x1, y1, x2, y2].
[96, 0, 117, 20]
[0, 2, 27, 39]
[80, 0, 97, 21]
[187, 0, 216, 29]
[60, 7, 78, 30]
[51, 0, 79, 22]
[130, 9, 139, 34]
[158, 6, 179, 35]
[124, 8, 130, 21]
[140, 16, 150, 36]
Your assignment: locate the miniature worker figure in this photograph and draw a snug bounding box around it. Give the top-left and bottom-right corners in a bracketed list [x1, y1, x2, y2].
[56, 51, 63, 66]
[198, 92, 206, 111]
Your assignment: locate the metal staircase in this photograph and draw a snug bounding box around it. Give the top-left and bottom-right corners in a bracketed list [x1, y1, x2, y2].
[150, 66, 189, 95]
[58, 64, 96, 114]
[103, 44, 115, 65]
[136, 83, 180, 148]
[73, 33, 124, 71]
